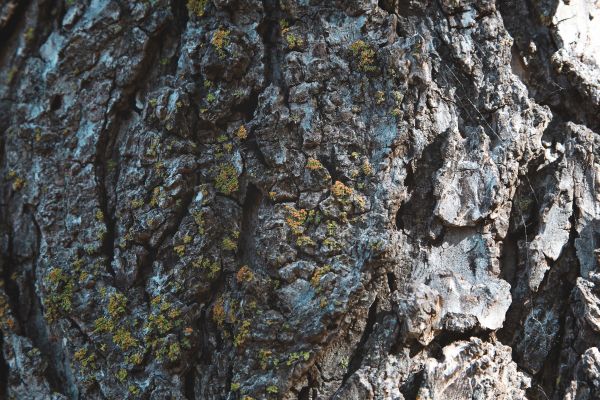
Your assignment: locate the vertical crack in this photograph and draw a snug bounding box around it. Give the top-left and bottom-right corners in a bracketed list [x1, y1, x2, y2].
[95, 121, 117, 279]
[341, 297, 378, 384]
[238, 182, 262, 269]
[0, 330, 7, 399]
[135, 183, 198, 290]
[184, 366, 196, 400]
[386, 272, 397, 292]
[0, 0, 31, 56]
[21, 206, 68, 396]
[259, 0, 289, 105]
[94, 21, 171, 281]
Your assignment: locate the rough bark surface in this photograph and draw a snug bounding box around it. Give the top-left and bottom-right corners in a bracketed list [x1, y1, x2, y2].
[0, 0, 599, 399]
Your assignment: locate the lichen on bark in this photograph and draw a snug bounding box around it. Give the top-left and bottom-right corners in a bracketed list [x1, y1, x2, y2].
[1, 0, 600, 399]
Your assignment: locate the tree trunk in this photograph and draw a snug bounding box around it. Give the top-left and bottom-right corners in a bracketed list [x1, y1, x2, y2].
[1, 0, 599, 398]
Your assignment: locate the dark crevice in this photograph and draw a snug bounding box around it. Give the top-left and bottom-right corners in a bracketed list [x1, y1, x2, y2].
[3, 231, 20, 329]
[0, 203, 73, 397]
[95, 23, 170, 282]
[35, 0, 63, 52]
[225, 364, 234, 400]
[399, 368, 424, 400]
[232, 90, 259, 123]
[0, 331, 7, 399]
[258, 0, 288, 105]
[319, 147, 344, 184]
[94, 118, 117, 279]
[341, 297, 378, 384]
[0, 0, 31, 57]
[244, 127, 268, 167]
[184, 366, 196, 400]
[298, 385, 311, 400]
[395, 133, 445, 238]
[378, 0, 394, 14]
[386, 272, 397, 292]
[428, 329, 492, 361]
[238, 182, 263, 269]
[236, 91, 268, 166]
[498, 229, 519, 286]
[403, 163, 415, 193]
[198, 306, 213, 365]
[50, 94, 62, 111]
[394, 207, 404, 231]
[168, 0, 189, 76]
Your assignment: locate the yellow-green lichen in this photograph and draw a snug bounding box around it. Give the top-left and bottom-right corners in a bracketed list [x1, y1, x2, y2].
[266, 385, 278, 394]
[44, 268, 74, 322]
[349, 40, 377, 73]
[215, 163, 239, 194]
[285, 33, 304, 50]
[186, 0, 208, 17]
[236, 125, 247, 140]
[108, 293, 127, 318]
[116, 368, 127, 382]
[234, 319, 251, 347]
[112, 328, 138, 350]
[192, 256, 220, 278]
[213, 297, 226, 327]
[306, 158, 323, 170]
[311, 265, 331, 287]
[222, 236, 237, 252]
[211, 27, 231, 59]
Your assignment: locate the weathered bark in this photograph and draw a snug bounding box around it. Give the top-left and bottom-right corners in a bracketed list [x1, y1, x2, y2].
[0, 0, 599, 399]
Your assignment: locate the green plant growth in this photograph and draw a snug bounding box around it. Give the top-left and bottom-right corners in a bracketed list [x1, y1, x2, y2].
[236, 265, 254, 283]
[286, 351, 310, 366]
[73, 347, 97, 372]
[108, 293, 127, 318]
[236, 125, 247, 140]
[311, 265, 331, 287]
[206, 92, 217, 104]
[143, 297, 190, 362]
[331, 180, 353, 199]
[306, 158, 323, 170]
[191, 209, 205, 234]
[284, 206, 308, 235]
[215, 163, 239, 194]
[7, 170, 25, 191]
[112, 328, 138, 350]
[116, 368, 127, 382]
[186, 0, 208, 17]
[192, 256, 220, 278]
[222, 236, 237, 251]
[44, 268, 75, 322]
[266, 385, 278, 394]
[234, 319, 251, 347]
[285, 33, 304, 50]
[211, 27, 230, 59]
[349, 40, 377, 73]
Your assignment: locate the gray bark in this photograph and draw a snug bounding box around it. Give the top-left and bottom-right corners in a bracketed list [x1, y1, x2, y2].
[0, 0, 599, 399]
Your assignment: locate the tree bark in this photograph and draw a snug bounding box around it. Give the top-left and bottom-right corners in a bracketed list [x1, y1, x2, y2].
[0, 0, 599, 399]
